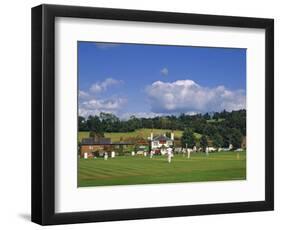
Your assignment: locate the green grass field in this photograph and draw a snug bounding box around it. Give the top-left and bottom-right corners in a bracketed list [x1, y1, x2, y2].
[78, 151, 246, 187]
[79, 128, 201, 142]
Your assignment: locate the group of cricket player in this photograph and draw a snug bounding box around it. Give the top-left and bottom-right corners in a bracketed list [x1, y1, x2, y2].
[102, 146, 174, 163]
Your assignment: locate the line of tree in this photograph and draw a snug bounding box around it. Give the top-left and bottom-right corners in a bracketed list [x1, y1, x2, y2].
[79, 109, 246, 149]
[181, 127, 243, 150]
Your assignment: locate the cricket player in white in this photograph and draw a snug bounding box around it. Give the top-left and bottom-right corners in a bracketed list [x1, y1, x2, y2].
[167, 146, 173, 163]
[150, 150, 154, 158]
[104, 152, 108, 160]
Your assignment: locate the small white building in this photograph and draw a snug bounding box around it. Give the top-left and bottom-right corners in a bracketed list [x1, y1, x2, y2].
[149, 132, 174, 152]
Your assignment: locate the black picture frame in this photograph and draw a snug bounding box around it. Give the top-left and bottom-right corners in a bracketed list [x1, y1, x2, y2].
[31, 4, 274, 225]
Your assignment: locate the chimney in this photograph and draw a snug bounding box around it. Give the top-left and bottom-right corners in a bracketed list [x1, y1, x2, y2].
[171, 132, 174, 140]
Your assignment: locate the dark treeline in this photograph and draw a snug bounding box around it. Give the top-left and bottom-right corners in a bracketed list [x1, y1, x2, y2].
[79, 110, 246, 135]
[79, 110, 246, 148]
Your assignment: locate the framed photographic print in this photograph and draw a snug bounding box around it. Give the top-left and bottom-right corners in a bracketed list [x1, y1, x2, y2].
[31, 4, 274, 225]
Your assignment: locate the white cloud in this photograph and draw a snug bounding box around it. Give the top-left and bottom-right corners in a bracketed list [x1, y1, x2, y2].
[146, 80, 246, 114]
[160, 67, 169, 76]
[79, 98, 127, 117]
[82, 98, 126, 110]
[79, 78, 125, 117]
[78, 90, 89, 99]
[90, 78, 122, 94]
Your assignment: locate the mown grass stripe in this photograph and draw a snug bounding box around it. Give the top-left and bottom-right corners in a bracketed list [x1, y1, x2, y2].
[78, 151, 246, 187]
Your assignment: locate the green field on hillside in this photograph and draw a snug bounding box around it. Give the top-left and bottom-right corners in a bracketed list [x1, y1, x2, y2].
[79, 128, 202, 142]
[78, 151, 246, 187]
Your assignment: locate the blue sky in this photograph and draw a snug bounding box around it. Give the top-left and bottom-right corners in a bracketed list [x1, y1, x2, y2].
[78, 42, 246, 119]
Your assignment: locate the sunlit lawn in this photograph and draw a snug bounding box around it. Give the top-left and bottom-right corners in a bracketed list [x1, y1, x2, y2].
[78, 151, 246, 187]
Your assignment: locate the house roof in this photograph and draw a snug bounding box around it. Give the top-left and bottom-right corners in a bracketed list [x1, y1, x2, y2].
[152, 135, 172, 142]
[81, 138, 111, 145]
[81, 138, 133, 145]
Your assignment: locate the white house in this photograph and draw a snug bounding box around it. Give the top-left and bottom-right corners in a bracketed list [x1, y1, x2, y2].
[149, 132, 174, 153]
